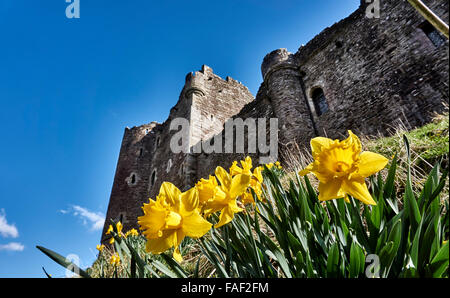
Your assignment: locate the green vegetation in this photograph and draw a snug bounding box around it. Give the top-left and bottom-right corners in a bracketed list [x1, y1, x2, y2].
[366, 112, 449, 168]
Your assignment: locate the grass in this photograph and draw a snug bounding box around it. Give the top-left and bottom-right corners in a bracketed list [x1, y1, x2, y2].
[365, 111, 449, 170]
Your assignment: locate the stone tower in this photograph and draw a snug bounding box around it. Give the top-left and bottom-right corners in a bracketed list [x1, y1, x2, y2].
[100, 65, 254, 242]
[101, 0, 449, 242]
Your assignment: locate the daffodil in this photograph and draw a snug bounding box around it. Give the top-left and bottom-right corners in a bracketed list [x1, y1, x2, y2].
[105, 225, 115, 244]
[204, 166, 251, 228]
[106, 225, 113, 235]
[125, 229, 139, 238]
[230, 156, 253, 176]
[116, 221, 123, 236]
[242, 166, 264, 205]
[110, 254, 120, 266]
[106, 222, 123, 237]
[299, 130, 388, 205]
[228, 157, 265, 205]
[266, 161, 282, 170]
[138, 182, 212, 262]
[96, 244, 105, 252]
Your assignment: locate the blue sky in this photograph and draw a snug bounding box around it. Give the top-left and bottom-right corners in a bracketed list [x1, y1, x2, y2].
[0, 0, 359, 277]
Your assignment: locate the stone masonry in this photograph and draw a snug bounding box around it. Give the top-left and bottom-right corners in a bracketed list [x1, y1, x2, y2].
[101, 0, 449, 243]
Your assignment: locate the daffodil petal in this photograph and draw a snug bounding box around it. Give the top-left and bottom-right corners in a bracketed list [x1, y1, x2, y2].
[310, 137, 333, 156]
[160, 182, 181, 208]
[145, 230, 177, 254]
[342, 178, 377, 205]
[253, 166, 263, 183]
[138, 202, 167, 238]
[230, 161, 243, 176]
[230, 174, 251, 198]
[203, 188, 227, 217]
[318, 180, 345, 201]
[165, 211, 182, 228]
[181, 187, 199, 212]
[344, 130, 362, 154]
[215, 166, 232, 191]
[172, 230, 185, 262]
[228, 199, 244, 213]
[357, 151, 389, 178]
[182, 213, 212, 238]
[215, 206, 235, 228]
[299, 162, 314, 176]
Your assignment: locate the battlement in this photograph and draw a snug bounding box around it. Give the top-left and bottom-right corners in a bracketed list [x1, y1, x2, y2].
[261, 48, 298, 81]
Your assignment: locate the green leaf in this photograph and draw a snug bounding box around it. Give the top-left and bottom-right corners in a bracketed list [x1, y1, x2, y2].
[160, 253, 188, 278]
[378, 241, 395, 277]
[383, 153, 398, 200]
[349, 242, 364, 278]
[410, 216, 425, 269]
[124, 239, 159, 278]
[149, 259, 179, 278]
[429, 241, 449, 277]
[36, 246, 90, 278]
[326, 243, 340, 278]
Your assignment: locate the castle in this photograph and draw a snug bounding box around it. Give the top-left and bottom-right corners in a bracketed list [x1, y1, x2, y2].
[101, 0, 449, 243]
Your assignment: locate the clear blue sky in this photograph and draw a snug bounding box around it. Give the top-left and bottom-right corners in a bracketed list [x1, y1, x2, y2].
[0, 0, 359, 277]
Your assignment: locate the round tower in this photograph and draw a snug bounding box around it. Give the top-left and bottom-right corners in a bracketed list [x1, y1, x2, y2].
[261, 48, 316, 149]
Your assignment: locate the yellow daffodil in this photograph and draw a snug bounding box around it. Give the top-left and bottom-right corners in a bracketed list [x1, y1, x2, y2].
[106, 225, 113, 235]
[117, 221, 123, 236]
[138, 182, 212, 262]
[242, 166, 264, 205]
[106, 222, 123, 238]
[105, 225, 115, 244]
[96, 244, 105, 252]
[204, 166, 251, 228]
[195, 175, 219, 208]
[266, 161, 282, 170]
[110, 254, 120, 266]
[125, 229, 139, 238]
[299, 130, 388, 205]
[230, 156, 253, 176]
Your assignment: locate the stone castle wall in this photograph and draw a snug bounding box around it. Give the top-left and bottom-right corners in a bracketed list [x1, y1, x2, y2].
[101, 0, 449, 242]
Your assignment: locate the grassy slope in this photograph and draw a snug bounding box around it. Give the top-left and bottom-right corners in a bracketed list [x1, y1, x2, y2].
[365, 112, 449, 169]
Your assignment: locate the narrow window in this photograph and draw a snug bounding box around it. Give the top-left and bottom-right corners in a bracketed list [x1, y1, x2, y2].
[420, 21, 446, 47]
[312, 88, 329, 116]
[150, 170, 156, 187]
[138, 148, 143, 157]
[156, 137, 161, 147]
[131, 174, 136, 184]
